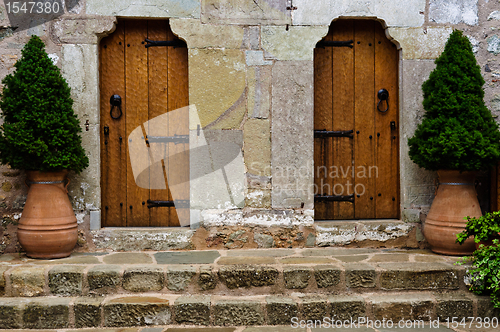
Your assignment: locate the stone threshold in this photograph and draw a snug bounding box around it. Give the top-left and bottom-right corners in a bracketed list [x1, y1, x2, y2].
[90, 219, 423, 251]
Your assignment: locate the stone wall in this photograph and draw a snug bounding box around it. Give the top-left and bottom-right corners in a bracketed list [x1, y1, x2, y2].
[0, 0, 498, 252]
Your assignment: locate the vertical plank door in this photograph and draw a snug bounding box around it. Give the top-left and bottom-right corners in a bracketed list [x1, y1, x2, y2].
[314, 19, 399, 220]
[100, 19, 189, 227]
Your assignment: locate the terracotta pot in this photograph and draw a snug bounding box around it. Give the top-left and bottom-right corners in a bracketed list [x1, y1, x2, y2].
[423, 170, 479, 256]
[17, 170, 77, 259]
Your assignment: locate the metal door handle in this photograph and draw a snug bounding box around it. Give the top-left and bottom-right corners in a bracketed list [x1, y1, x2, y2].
[377, 89, 389, 113]
[110, 95, 122, 119]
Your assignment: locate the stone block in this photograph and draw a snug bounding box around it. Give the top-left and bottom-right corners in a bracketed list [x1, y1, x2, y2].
[103, 296, 170, 327]
[0, 266, 7, 295]
[487, 35, 500, 55]
[74, 297, 103, 328]
[122, 267, 164, 292]
[214, 299, 264, 326]
[254, 232, 275, 248]
[356, 222, 414, 242]
[243, 26, 261, 50]
[271, 61, 314, 209]
[379, 263, 459, 290]
[0, 298, 24, 329]
[477, 296, 500, 318]
[189, 49, 246, 129]
[218, 256, 276, 265]
[88, 265, 121, 291]
[174, 295, 211, 326]
[329, 296, 366, 322]
[87, 0, 201, 18]
[244, 119, 271, 177]
[170, 19, 244, 49]
[23, 298, 70, 329]
[199, 266, 217, 291]
[166, 266, 196, 291]
[266, 296, 298, 325]
[218, 266, 253, 289]
[435, 294, 473, 320]
[314, 265, 341, 288]
[246, 189, 271, 209]
[315, 222, 357, 246]
[103, 253, 153, 264]
[345, 264, 376, 288]
[246, 51, 273, 66]
[429, 0, 478, 25]
[281, 257, 334, 264]
[201, 0, 290, 25]
[283, 267, 311, 289]
[10, 266, 45, 297]
[368, 254, 410, 263]
[371, 294, 433, 321]
[247, 173, 272, 189]
[52, 17, 116, 44]
[388, 27, 453, 60]
[155, 251, 220, 264]
[48, 265, 85, 296]
[251, 267, 279, 287]
[218, 265, 278, 289]
[93, 228, 194, 251]
[301, 296, 329, 321]
[292, 0, 425, 27]
[262, 26, 328, 61]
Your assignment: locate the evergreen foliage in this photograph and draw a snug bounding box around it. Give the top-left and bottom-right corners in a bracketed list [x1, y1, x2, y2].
[0, 35, 88, 173]
[408, 30, 500, 171]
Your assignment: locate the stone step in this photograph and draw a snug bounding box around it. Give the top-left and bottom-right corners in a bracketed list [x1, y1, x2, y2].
[0, 292, 497, 329]
[0, 248, 470, 297]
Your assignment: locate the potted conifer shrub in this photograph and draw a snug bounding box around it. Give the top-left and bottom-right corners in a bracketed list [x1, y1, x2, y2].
[408, 30, 500, 256]
[0, 35, 89, 258]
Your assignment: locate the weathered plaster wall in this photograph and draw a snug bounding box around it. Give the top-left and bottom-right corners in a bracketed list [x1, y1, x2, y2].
[0, 0, 499, 252]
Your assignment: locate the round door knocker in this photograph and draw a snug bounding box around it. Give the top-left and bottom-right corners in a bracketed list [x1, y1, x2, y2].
[110, 94, 123, 120]
[377, 89, 389, 113]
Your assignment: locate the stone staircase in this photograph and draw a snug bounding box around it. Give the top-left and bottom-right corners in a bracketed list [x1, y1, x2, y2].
[0, 247, 497, 331]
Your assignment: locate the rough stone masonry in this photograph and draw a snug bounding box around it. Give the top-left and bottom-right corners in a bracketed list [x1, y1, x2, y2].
[0, 0, 499, 252]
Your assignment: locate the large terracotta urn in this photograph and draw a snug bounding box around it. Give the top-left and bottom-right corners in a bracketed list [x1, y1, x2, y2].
[17, 170, 77, 258]
[423, 170, 479, 255]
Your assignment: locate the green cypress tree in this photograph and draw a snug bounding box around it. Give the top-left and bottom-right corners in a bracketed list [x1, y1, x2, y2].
[408, 30, 500, 171]
[0, 35, 89, 173]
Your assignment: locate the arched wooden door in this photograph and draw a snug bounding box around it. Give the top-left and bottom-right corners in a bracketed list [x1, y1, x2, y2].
[314, 19, 399, 220]
[100, 19, 189, 227]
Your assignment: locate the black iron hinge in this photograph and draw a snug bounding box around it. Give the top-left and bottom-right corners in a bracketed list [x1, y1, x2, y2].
[315, 195, 355, 203]
[314, 130, 354, 138]
[316, 40, 354, 49]
[147, 200, 190, 208]
[144, 39, 187, 48]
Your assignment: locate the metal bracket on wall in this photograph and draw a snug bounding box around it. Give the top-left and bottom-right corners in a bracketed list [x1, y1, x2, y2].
[146, 134, 189, 145]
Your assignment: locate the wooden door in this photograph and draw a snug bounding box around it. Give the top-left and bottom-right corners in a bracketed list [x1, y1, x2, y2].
[100, 19, 189, 227]
[314, 19, 399, 220]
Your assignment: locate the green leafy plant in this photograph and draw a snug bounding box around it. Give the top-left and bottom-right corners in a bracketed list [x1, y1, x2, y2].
[457, 211, 500, 244]
[458, 240, 500, 308]
[408, 30, 500, 171]
[0, 35, 88, 173]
